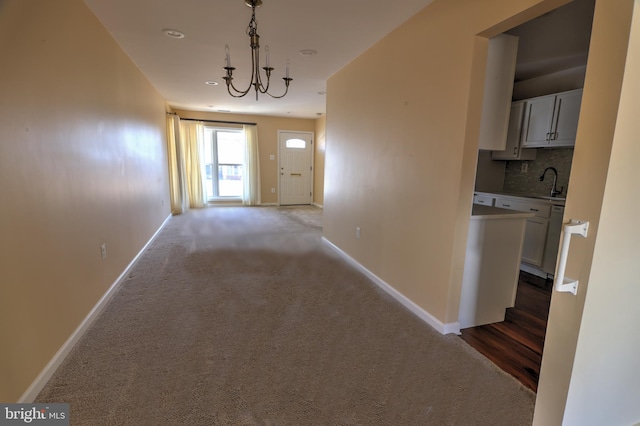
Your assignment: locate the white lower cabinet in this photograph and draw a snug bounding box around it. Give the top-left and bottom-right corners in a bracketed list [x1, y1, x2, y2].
[460, 206, 532, 328]
[521, 217, 549, 266]
[472, 194, 495, 206]
[494, 196, 551, 267]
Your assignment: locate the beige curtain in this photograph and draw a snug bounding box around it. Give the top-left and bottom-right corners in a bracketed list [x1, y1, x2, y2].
[166, 115, 188, 214]
[179, 121, 205, 208]
[166, 115, 206, 213]
[243, 124, 261, 205]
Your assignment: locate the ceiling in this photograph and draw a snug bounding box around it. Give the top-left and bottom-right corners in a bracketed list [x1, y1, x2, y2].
[506, 0, 594, 82]
[83, 0, 594, 120]
[83, 0, 434, 119]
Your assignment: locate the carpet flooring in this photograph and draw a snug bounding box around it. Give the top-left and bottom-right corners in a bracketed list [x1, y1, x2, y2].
[37, 206, 535, 425]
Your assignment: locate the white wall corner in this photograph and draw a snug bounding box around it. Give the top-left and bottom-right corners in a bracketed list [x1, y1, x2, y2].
[18, 214, 172, 403]
[321, 237, 460, 336]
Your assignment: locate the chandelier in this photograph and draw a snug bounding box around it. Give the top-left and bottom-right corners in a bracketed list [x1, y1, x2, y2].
[223, 0, 292, 100]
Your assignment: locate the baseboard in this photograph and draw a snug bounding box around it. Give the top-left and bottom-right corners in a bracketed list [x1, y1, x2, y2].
[18, 214, 172, 403]
[259, 203, 322, 208]
[520, 262, 549, 279]
[321, 237, 461, 336]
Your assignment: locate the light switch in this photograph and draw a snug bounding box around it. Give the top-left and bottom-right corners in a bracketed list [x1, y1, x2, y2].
[269, 154, 275, 160]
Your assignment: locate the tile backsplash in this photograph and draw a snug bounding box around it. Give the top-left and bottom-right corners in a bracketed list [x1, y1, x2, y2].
[503, 148, 574, 197]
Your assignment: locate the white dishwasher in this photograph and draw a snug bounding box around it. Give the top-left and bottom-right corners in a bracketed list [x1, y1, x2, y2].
[542, 205, 565, 275]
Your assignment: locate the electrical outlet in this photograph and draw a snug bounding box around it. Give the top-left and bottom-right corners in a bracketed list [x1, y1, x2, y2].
[521, 162, 528, 173]
[100, 243, 107, 260]
[271, 188, 276, 193]
[356, 227, 361, 239]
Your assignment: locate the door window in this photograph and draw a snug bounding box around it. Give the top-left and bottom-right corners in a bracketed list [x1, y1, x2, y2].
[285, 138, 306, 149]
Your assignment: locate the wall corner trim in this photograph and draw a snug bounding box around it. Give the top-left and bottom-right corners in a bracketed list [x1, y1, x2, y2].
[312, 203, 324, 209]
[321, 237, 461, 336]
[18, 214, 173, 403]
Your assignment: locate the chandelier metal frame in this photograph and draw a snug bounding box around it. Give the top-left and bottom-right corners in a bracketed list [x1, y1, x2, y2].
[223, 0, 292, 100]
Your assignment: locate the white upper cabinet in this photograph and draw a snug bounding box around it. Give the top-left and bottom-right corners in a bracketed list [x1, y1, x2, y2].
[477, 34, 519, 151]
[551, 90, 583, 146]
[491, 101, 536, 160]
[521, 89, 583, 148]
[522, 95, 556, 146]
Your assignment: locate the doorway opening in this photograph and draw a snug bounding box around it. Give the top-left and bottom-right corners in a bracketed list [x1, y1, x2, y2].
[462, 0, 595, 392]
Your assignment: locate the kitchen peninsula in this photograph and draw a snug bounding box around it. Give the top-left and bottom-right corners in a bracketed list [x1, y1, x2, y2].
[459, 205, 534, 329]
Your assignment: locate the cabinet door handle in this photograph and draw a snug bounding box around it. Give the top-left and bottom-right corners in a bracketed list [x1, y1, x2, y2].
[546, 132, 551, 141]
[530, 208, 539, 212]
[513, 147, 517, 155]
[503, 204, 511, 207]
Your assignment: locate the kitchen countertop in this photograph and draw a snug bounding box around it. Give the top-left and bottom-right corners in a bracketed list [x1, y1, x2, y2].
[475, 191, 566, 206]
[471, 205, 536, 220]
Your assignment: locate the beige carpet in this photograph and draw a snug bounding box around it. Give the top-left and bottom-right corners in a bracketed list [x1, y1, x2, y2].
[37, 206, 535, 425]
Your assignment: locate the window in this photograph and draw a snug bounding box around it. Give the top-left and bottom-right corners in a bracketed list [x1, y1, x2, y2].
[285, 138, 306, 149]
[203, 128, 245, 199]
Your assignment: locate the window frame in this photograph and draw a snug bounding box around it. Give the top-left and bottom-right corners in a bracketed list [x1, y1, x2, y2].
[203, 126, 245, 201]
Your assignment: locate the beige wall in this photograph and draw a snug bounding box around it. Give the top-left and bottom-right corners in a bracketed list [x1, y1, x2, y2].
[314, 115, 326, 206]
[325, 0, 639, 423]
[324, 0, 569, 325]
[474, 150, 505, 192]
[563, 5, 640, 422]
[171, 110, 316, 204]
[0, 0, 170, 401]
[536, 0, 639, 424]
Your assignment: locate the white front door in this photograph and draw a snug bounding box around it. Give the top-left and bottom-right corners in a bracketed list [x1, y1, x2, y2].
[279, 131, 313, 205]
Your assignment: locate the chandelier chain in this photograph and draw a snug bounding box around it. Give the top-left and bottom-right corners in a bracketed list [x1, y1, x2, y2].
[247, 6, 257, 37]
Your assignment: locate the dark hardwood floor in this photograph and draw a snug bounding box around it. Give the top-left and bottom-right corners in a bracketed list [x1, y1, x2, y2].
[459, 271, 552, 392]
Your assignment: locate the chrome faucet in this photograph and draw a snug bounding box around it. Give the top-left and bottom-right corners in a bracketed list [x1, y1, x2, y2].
[539, 166, 563, 197]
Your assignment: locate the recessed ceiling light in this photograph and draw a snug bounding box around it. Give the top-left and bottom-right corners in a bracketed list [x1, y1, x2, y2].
[205, 81, 219, 86]
[299, 49, 318, 57]
[163, 29, 185, 39]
